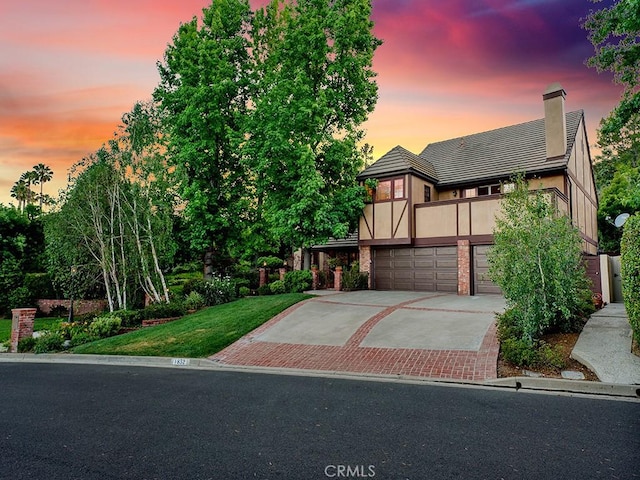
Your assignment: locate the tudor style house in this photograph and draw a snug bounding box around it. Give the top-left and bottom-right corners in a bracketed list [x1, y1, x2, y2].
[356, 83, 598, 295]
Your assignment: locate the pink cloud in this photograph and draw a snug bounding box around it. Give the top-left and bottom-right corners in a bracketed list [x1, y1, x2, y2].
[0, 0, 624, 206]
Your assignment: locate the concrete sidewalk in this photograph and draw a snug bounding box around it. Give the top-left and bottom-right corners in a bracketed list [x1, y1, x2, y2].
[572, 303, 640, 385]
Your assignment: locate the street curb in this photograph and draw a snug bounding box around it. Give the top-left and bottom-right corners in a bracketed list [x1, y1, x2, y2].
[2, 353, 639, 400]
[0, 353, 219, 369]
[485, 376, 639, 398]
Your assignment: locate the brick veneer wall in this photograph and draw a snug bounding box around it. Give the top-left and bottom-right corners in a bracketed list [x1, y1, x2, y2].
[37, 299, 107, 316]
[10, 308, 36, 353]
[457, 240, 471, 296]
[334, 267, 343, 291]
[359, 245, 372, 289]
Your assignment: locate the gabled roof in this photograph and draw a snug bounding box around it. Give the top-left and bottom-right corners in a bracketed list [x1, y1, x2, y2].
[358, 110, 584, 187]
[419, 110, 584, 186]
[357, 145, 438, 182]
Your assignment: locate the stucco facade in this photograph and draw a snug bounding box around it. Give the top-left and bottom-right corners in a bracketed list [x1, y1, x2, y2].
[357, 83, 599, 294]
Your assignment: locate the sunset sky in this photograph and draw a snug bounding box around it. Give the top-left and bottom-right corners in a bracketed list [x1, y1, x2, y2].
[0, 0, 622, 207]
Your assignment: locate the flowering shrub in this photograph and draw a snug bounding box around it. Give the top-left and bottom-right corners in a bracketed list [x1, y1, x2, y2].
[201, 275, 236, 306]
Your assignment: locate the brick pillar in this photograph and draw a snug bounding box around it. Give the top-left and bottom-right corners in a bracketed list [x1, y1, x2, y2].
[259, 268, 267, 288]
[10, 308, 36, 353]
[334, 266, 343, 291]
[279, 267, 287, 282]
[359, 245, 372, 289]
[457, 240, 471, 296]
[310, 267, 319, 290]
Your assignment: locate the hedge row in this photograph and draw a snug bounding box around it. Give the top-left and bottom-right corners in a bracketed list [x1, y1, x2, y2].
[621, 214, 640, 345]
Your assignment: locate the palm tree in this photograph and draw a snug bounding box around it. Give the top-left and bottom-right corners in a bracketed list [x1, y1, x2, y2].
[19, 171, 38, 206]
[32, 163, 54, 210]
[10, 180, 30, 213]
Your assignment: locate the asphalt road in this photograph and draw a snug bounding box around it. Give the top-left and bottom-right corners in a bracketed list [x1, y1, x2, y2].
[1, 363, 638, 480]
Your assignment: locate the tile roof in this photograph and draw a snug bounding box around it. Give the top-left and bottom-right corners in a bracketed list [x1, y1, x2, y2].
[419, 110, 583, 186]
[358, 110, 584, 187]
[357, 145, 438, 181]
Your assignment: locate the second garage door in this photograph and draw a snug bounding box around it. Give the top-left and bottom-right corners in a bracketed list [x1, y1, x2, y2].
[473, 245, 502, 295]
[374, 247, 457, 292]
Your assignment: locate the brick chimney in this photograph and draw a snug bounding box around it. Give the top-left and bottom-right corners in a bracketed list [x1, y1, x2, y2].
[543, 82, 567, 160]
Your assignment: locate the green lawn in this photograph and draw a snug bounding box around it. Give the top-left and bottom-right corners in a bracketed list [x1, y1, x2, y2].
[72, 293, 311, 357]
[0, 317, 64, 343]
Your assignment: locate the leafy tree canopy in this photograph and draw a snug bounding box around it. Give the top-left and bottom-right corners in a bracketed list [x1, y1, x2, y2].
[154, 0, 252, 263]
[583, 0, 640, 139]
[247, 0, 381, 250]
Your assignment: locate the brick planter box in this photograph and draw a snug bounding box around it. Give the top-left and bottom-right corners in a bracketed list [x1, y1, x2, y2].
[141, 317, 181, 328]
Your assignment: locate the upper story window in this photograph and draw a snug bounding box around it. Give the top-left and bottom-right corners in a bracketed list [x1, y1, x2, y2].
[375, 178, 404, 201]
[477, 184, 501, 196]
[424, 185, 431, 202]
[394, 178, 404, 199]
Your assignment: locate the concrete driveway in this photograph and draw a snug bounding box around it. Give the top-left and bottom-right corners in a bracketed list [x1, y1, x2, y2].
[211, 291, 505, 381]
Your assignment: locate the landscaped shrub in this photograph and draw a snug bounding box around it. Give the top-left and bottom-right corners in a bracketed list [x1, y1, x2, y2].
[201, 276, 235, 306]
[88, 315, 122, 338]
[341, 262, 369, 291]
[488, 175, 594, 345]
[57, 320, 90, 340]
[112, 309, 143, 328]
[256, 256, 284, 269]
[140, 301, 187, 320]
[34, 331, 65, 353]
[171, 262, 202, 274]
[621, 214, 640, 345]
[231, 263, 260, 290]
[268, 272, 281, 283]
[232, 278, 250, 295]
[238, 286, 251, 297]
[18, 337, 36, 353]
[182, 278, 208, 297]
[269, 280, 286, 295]
[8, 286, 33, 309]
[257, 284, 272, 296]
[284, 270, 313, 293]
[184, 291, 206, 311]
[69, 332, 98, 347]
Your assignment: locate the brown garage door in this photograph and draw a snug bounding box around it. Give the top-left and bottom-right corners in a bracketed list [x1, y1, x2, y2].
[473, 245, 501, 295]
[374, 247, 457, 292]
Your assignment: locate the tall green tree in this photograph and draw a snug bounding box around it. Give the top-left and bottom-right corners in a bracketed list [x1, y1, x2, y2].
[154, 0, 252, 270]
[583, 0, 640, 139]
[112, 101, 177, 303]
[583, 0, 640, 253]
[488, 176, 593, 345]
[247, 0, 381, 252]
[0, 205, 45, 315]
